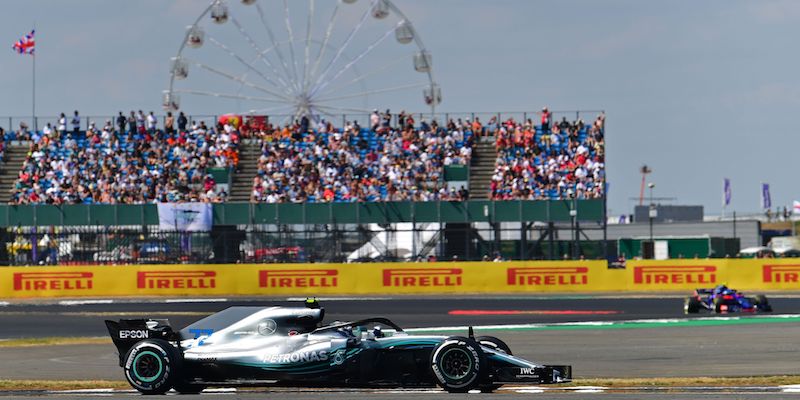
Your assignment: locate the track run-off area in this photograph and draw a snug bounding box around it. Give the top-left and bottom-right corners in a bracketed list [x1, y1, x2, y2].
[3, 294, 800, 398]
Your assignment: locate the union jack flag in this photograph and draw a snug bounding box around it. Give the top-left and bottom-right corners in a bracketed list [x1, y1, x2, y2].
[12, 30, 35, 55]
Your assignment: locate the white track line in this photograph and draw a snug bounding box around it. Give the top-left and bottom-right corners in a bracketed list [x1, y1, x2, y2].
[52, 388, 117, 393]
[405, 314, 800, 333]
[572, 387, 607, 393]
[58, 300, 114, 306]
[781, 384, 800, 393]
[202, 388, 237, 393]
[164, 298, 228, 303]
[506, 386, 607, 393]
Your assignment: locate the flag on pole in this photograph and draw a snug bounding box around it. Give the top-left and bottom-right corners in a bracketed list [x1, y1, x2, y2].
[12, 30, 35, 55]
[793, 201, 800, 215]
[723, 178, 731, 206]
[762, 183, 771, 209]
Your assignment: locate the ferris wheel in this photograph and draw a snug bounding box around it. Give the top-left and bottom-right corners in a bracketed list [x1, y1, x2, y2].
[162, 0, 441, 123]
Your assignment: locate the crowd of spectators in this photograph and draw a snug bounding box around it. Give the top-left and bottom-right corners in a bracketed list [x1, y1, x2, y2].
[9, 110, 239, 204]
[3, 107, 605, 204]
[0, 127, 6, 161]
[490, 109, 605, 200]
[250, 109, 473, 203]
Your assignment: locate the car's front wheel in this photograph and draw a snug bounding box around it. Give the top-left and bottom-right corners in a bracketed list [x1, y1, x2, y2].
[430, 336, 487, 393]
[753, 295, 773, 312]
[476, 335, 512, 355]
[475, 336, 512, 393]
[123, 339, 180, 395]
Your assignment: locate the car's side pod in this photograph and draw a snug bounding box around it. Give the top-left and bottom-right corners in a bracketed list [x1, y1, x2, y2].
[104, 319, 178, 366]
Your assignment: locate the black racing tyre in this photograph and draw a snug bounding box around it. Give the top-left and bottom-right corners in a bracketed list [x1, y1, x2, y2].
[173, 381, 206, 394]
[475, 336, 511, 392]
[122, 339, 180, 395]
[430, 336, 487, 393]
[713, 296, 724, 313]
[684, 297, 701, 314]
[754, 295, 773, 312]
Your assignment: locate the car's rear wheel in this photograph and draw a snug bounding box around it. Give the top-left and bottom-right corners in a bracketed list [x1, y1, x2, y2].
[430, 336, 487, 393]
[713, 296, 724, 313]
[754, 295, 773, 312]
[684, 297, 701, 314]
[123, 339, 180, 395]
[475, 336, 511, 393]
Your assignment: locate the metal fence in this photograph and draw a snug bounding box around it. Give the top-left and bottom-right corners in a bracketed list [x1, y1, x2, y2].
[1, 221, 610, 266]
[0, 200, 608, 265]
[0, 200, 605, 227]
[0, 110, 605, 133]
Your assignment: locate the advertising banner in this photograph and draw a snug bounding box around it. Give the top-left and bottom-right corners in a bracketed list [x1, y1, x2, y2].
[4, 259, 800, 299]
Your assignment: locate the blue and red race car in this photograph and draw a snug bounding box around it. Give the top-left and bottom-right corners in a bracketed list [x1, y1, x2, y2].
[684, 285, 772, 314]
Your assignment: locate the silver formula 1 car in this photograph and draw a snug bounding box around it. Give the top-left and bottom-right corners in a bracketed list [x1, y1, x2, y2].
[105, 300, 571, 394]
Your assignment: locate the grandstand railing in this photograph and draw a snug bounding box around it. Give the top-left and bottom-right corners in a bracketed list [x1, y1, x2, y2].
[0, 200, 604, 227]
[0, 110, 604, 133]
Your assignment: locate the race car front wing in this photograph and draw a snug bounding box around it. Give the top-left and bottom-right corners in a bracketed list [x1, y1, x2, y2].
[495, 365, 572, 384]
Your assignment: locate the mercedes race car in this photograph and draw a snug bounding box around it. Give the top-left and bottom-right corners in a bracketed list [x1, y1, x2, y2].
[684, 285, 772, 314]
[105, 300, 571, 394]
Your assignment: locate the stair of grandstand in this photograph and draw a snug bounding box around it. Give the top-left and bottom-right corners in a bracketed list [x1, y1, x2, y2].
[468, 139, 496, 199]
[0, 143, 30, 203]
[229, 141, 261, 202]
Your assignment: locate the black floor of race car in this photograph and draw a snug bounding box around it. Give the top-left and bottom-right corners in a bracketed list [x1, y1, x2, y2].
[0, 295, 794, 338]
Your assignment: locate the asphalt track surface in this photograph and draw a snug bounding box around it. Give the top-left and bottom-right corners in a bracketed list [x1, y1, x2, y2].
[4, 391, 800, 400]
[4, 388, 800, 400]
[4, 294, 800, 338]
[4, 295, 800, 398]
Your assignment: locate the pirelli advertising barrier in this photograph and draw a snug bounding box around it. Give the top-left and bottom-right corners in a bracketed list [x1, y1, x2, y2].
[2, 259, 800, 298]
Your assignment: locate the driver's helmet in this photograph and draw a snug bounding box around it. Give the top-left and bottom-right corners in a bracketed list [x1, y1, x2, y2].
[337, 325, 355, 338]
[713, 283, 729, 295]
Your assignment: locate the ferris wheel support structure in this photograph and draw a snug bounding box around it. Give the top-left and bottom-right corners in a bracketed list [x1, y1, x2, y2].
[164, 0, 442, 123]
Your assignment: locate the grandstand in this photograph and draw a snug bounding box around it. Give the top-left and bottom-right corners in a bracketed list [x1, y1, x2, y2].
[248, 117, 472, 203]
[1, 109, 604, 204]
[491, 113, 605, 200]
[7, 119, 237, 204]
[0, 110, 607, 265]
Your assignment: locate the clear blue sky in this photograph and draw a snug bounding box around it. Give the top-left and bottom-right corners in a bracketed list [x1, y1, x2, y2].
[1, 0, 797, 216]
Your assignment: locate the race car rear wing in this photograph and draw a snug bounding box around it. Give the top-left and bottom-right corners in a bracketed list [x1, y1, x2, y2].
[105, 319, 178, 366]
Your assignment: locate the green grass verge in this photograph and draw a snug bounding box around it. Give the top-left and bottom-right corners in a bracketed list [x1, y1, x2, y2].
[0, 380, 129, 391]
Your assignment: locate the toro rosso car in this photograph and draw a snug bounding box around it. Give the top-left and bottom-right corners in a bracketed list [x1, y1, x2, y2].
[106, 300, 571, 394]
[684, 285, 772, 314]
